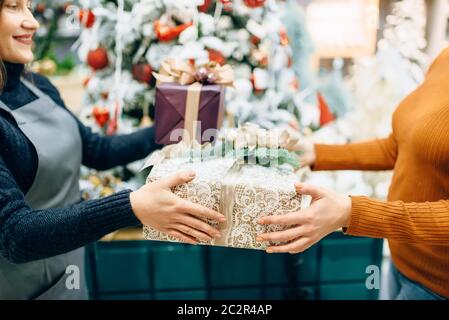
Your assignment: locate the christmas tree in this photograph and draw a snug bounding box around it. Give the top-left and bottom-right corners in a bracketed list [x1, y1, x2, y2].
[31, 0, 79, 75]
[75, 0, 342, 134]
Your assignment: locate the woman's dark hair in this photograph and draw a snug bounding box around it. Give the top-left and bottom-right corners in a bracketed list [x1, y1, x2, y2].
[0, 0, 6, 93]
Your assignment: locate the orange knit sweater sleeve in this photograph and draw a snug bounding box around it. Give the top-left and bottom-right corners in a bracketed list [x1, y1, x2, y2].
[313, 133, 398, 171]
[347, 196, 449, 245]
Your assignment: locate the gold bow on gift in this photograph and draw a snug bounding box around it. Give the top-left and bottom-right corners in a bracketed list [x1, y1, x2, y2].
[152, 59, 234, 143]
[153, 58, 235, 86]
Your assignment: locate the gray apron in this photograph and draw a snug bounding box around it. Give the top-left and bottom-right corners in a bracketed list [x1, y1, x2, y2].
[0, 79, 88, 300]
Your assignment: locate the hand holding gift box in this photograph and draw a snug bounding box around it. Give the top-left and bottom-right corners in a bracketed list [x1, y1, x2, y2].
[153, 59, 234, 145]
[142, 123, 309, 250]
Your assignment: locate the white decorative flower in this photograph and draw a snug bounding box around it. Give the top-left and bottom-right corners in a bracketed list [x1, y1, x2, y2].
[232, 78, 253, 100]
[179, 25, 198, 44]
[233, 64, 252, 79]
[145, 43, 174, 70]
[173, 42, 208, 63]
[216, 15, 233, 30]
[201, 36, 225, 52]
[199, 12, 216, 36]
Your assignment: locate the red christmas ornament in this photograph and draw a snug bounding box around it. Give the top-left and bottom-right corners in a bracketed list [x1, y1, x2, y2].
[132, 63, 153, 84]
[208, 49, 226, 65]
[78, 9, 96, 28]
[154, 20, 193, 42]
[243, 0, 265, 8]
[317, 93, 335, 126]
[92, 106, 110, 128]
[198, 0, 213, 12]
[87, 48, 109, 71]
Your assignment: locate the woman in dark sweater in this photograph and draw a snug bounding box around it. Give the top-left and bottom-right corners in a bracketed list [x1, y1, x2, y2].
[0, 0, 224, 299]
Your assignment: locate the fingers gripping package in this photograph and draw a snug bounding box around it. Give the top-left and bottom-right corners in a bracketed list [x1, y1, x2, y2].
[142, 123, 310, 250]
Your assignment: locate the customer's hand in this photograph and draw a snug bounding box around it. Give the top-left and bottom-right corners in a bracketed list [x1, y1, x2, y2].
[288, 138, 316, 168]
[130, 171, 225, 244]
[257, 183, 351, 254]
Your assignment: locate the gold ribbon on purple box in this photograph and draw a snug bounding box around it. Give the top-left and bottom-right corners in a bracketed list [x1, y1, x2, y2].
[153, 59, 234, 144]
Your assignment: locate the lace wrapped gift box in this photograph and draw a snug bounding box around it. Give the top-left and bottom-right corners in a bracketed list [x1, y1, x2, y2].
[143, 156, 308, 250]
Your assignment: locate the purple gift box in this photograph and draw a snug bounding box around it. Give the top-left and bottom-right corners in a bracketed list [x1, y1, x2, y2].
[154, 82, 225, 145]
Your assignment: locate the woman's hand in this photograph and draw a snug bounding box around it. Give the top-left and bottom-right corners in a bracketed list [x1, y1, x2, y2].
[130, 171, 226, 244]
[288, 138, 316, 168]
[257, 183, 352, 254]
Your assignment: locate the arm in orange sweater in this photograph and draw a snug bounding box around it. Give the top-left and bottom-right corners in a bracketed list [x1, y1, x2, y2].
[313, 133, 398, 171]
[347, 196, 449, 245]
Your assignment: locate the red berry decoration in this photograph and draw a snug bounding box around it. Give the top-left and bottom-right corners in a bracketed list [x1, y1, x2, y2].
[317, 93, 335, 126]
[154, 20, 193, 42]
[79, 9, 96, 28]
[87, 48, 109, 71]
[243, 0, 265, 8]
[208, 49, 226, 65]
[198, 0, 213, 12]
[132, 63, 153, 84]
[250, 35, 261, 45]
[92, 106, 110, 128]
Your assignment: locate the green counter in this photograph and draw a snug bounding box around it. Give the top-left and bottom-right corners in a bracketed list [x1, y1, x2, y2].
[85, 232, 383, 300]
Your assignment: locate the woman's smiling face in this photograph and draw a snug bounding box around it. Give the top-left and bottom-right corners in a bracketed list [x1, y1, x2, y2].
[0, 0, 39, 64]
